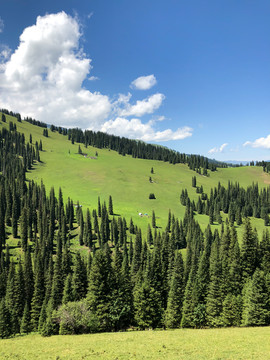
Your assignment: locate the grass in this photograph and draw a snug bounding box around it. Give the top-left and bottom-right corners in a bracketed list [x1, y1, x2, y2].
[1, 113, 270, 242]
[1, 327, 270, 359]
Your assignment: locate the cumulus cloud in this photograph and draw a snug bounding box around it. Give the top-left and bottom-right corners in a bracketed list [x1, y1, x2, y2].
[101, 117, 193, 142]
[0, 11, 111, 129]
[208, 143, 228, 154]
[0, 11, 193, 143]
[119, 93, 165, 117]
[130, 74, 157, 90]
[243, 135, 270, 149]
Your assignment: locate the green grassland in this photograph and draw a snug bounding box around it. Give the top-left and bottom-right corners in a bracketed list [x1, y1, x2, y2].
[1, 327, 270, 359]
[1, 113, 269, 241]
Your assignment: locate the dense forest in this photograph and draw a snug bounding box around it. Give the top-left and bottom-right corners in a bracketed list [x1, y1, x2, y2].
[181, 178, 270, 226]
[1, 113, 270, 339]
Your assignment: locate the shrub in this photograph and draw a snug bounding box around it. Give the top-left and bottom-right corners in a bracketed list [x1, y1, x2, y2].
[149, 193, 156, 199]
[54, 299, 99, 335]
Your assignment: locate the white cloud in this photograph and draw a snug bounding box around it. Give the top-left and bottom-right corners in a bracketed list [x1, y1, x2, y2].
[0, 45, 11, 65]
[0, 12, 193, 143]
[0, 12, 111, 129]
[101, 117, 193, 142]
[119, 93, 165, 117]
[0, 17, 4, 33]
[208, 143, 228, 154]
[243, 135, 270, 149]
[131, 74, 157, 90]
[88, 75, 99, 81]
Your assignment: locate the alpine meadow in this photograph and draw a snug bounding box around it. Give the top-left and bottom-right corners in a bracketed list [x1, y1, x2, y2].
[1, 2, 270, 358]
[1, 110, 270, 359]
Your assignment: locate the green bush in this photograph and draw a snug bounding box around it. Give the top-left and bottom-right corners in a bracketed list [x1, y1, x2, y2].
[54, 299, 99, 335]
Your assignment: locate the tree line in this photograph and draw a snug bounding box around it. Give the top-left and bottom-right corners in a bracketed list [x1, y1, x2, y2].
[181, 179, 270, 226]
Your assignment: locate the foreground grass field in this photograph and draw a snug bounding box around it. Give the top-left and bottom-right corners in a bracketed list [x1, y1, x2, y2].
[1, 327, 270, 359]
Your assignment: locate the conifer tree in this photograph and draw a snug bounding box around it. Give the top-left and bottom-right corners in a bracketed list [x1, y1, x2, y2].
[0, 298, 12, 338]
[109, 195, 113, 215]
[20, 207, 28, 251]
[0, 205, 6, 255]
[241, 218, 258, 281]
[31, 255, 45, 331]
[23, 248, 34, 306]
[147, 223, 153, 246]
[181, 261, 197, 328]
[221, 294, 242, 327]
[20, 302, 31, 334]
[242, 269, 269, 326]
[62, 273, 74, 304]
[133, 277, 162, 329]
[131, 230, 142, 278]
[152, 210, 156, 228]
[50, 252, 63, 310]
[87, 248, 113, 331]
[206, 238, 223, 327]
[72, 252, 88, 301]
[165, 253, 185, 328]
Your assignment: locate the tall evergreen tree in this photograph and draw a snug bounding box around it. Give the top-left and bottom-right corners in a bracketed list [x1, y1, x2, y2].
[165, 253, 185, 328]
[87, 247, 113, 332]
[242, 269, 269, 326]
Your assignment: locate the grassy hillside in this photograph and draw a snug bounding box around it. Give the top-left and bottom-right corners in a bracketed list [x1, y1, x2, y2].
[1, 113, 269, 240]
[1, 327, 270, 359]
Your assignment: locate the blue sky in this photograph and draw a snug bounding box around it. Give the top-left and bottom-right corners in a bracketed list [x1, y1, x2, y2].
[0, 0, 270, 161]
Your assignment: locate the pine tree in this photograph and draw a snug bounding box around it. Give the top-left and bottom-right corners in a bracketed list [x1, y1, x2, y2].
[0, 298, 12, 338]
[72, 252, 88, 301]
[50, 252, 63, 310]
[221, 294, 242, 327]
[62, 273, 74, 304]
[20, 302, 31, 334]
[87, 247, 113, 331]
[147, 223, 153, 246]
[152, 210, 156, 228]
[242, 269, 269, 326]
[133, 278, 162, 329]
[206, 238, 223, 327]
[31, 255, 45, 331]
[20, 207, 28, 251]
[131, 230, 142, 279]
[165, 253, 185, 328]
[0, 205, 6, 255]
[241, 218, 258, 281]
[109, 195, 113, 215]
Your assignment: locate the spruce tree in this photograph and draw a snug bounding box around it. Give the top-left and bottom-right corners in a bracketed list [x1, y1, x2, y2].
[152, 210, 156, 228]
[20, 207, 28, 251]
[62, 273, 74, 304]
[241, 218, 258, 281]
[87, 248, 113, 331]
[20, 302, 31, 334]
[165, 253, 185, 328]
[206, 238, 223, 327]
[133, 277, 162, 329]
[0, 298, 12, 338]
[109, 195, 113, 215]
[31, 254, 45, 331]
[242, 269, 269, 326]
[72, 252, 88, 301]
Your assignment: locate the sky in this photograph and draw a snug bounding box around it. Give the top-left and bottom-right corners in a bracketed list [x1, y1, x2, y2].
[0, 0, 270, 162]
